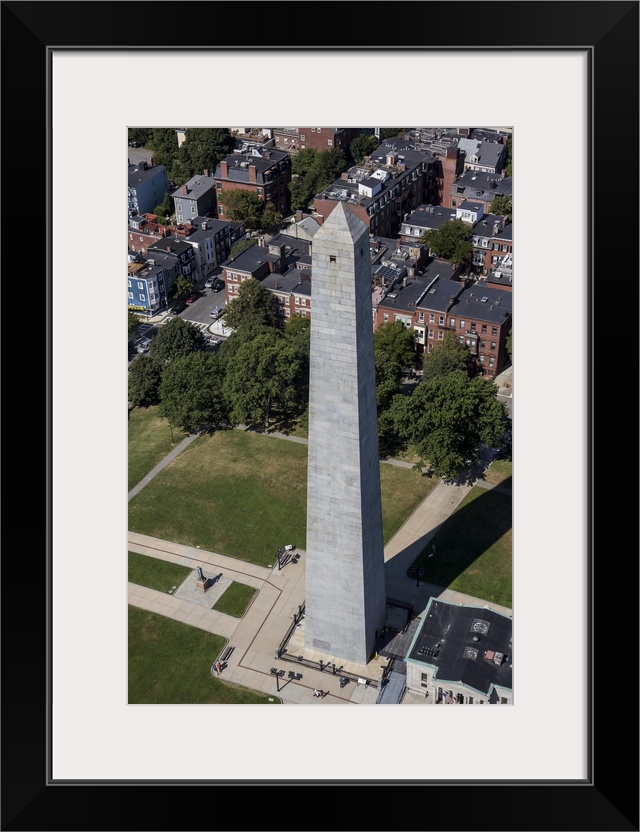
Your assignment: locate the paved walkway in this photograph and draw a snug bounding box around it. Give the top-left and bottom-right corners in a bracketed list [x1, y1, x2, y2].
[128, 433, 198, 501]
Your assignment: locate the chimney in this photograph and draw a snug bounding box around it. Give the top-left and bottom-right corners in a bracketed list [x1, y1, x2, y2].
[203, 168, 209, 177]
[249, 164, 257, 184]
[182, 185, 188, 196]
[221, 161, 228, 177]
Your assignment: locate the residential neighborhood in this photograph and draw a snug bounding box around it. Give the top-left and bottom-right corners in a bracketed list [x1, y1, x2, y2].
[127, 126, 513, 707]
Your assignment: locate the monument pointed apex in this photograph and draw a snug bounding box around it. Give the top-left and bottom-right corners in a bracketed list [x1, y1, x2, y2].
[317, 200, 368, 242]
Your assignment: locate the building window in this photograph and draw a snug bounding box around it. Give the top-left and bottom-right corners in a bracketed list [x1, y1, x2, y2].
[502, 244, 508, 252]
[492, 327, 498, 336]
[300, 134, 305, 140]
[481, 324, 487, 334]
[383, 313, 389, 322]
[328, 139, 332, 146]
[429, 314, 434, 323]
[295, 297, 300, 305]
[329, 255, 336, 262]
[285, 309, 290, 317]
[428, 329, 434, 339]
[494, 243, 499, 250]
[460, 320, 465, 329]
[418, 312, 424, 321]
[438, 331, 444, 340]
[301, 309, 307, 317]
[439, 316, 444, 326]
[470, 322, 476, 332]
[301, 298, 307, 306]
[480, 340, 486, 349]
[317, 128, 321, 133]
[449, 318, 455, 327]
[138, 282, 144, 289]
[489, 356, 495, 366]
[128, 280, 132, 288]
[479, 354, 485, 363]
[139, 294, 145, 301]
[490, 342, 496, 350]
[128, 292, 133, 299]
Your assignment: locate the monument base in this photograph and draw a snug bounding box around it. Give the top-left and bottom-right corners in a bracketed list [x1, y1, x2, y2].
[195, 579, 208, 592]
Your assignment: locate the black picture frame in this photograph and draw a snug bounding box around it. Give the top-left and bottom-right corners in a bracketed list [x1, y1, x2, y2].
[2, 2, 638, 830]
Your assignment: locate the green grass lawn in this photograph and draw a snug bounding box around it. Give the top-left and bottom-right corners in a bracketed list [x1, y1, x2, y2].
[128, 551, 191, 593]
[128, 430, 435, 567]
[212, 582, 257, 617]
[128, 606, 281, 704]
[483, 459, 513, 486]
[409, 484, 512, 608]
[128, 406, 189, 491]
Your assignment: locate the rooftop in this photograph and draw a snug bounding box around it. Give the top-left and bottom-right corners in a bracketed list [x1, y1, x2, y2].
[147, 236, 192, 256]
[222, 244, 281, 273]
[128, 162, 165, 188]
[262, 267, 312, 295]
[407, 598, 512, 696]
[172, 175, 216, 201]
[403, 205, 457, 232]
[452, 285, 513, 322]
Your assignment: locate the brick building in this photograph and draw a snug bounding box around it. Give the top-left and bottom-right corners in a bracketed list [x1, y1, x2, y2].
[471, 217, 512, 276]
[374, 265, 511, 378]
[313, 139, 431, 237]
[449, 169, 512, 211]
[272, 127, 357, 155]
[213, 146, 292, 219]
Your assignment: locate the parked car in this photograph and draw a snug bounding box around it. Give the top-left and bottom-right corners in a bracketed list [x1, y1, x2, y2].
[210, 279, 225, 293]
[136, 337, 152, 354]
[186, 292, 200, 304]
[204, 276, 215, 289]
[210, 307, 224, 319]
[170, 301, 188, 314]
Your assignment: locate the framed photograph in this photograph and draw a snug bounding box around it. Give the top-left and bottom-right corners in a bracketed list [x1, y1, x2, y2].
[3, 2, 637, 830]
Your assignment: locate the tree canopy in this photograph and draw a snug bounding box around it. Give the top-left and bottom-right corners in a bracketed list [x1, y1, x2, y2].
[421, 331, 478, 382]
[288, 148, 348, 211]
[222, 278, 276, 332]
[128, 128, 151, 147]
[379, 128, 406, 140]
[159, 352, 228, 434]
[379, 370, 508, 481]
[153, 192, 174, 222]
[221, 190, 281, 231]
[178, 128, 235, 180]
[223, 327, 307, 428]
[491, 195, 512, 222]
[128, 355, 163, 407]
[373, 321, 416, 370]
[128, 311, 140, 342]
[146, 128, 180, 169]
[505, 136, 512, 177]
[171, 274, 193, 300]
[349, 134, 378, 164]
[420, 219, 473, 265]
[149, 318, 207, 366]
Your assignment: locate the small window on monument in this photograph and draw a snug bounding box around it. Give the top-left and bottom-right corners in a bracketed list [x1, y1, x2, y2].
[330, 255, 336, 262]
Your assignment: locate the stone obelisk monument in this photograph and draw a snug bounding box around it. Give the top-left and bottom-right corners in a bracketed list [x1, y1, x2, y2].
[304, 201, 387, 665]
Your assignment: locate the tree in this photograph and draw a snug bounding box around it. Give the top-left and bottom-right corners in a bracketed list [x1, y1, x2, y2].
[128, 128, 151, 147]
[149, 318, 207, 366]
[291, 148, 318, 177]
[223, 328, 306, 428]
[506, 328, 512, 364]
[491, 195, 512, 222]
[260, 204, 283, 231]
[128, 355, 163, 407]
[380, 370, 508, 481]
[374, 349, 403, 413]
[172, 274, 193, 300]
[505, 136, 512, 177]
[128, 311, 140, 341]
[159, 352, 228, 434]
[420, 219, 473, 266]
[230, 238, 255, 258]
[222, 278, 276, 332]
[288, 148, 349, 211]
[178, 128, 235, 179]
[349, 134, 378, 164]
[153, 192, 174, 222]
[373, 321, 416, 370]
[220, 190, 265, 229]
[421, 331, 478, 382]
[379, 128, 406, 140]
[146, 128, 180, 168]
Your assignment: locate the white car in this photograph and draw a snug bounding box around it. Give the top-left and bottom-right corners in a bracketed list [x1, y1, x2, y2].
[210, 307, 224, 319]
[136, 337, 152, 354]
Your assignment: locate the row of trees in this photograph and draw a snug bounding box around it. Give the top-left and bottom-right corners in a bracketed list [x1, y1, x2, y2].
[128, 280, 310, 433]
[144, 128, 235, 189]
[130, 284, 508, 482]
